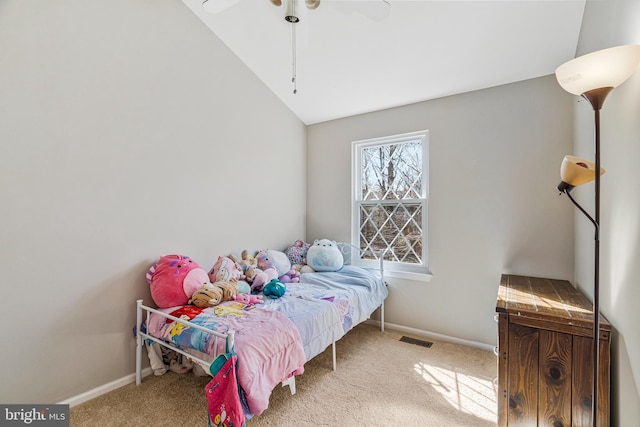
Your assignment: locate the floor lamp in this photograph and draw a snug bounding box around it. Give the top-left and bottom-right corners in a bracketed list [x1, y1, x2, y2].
[555, 44, 640, 426]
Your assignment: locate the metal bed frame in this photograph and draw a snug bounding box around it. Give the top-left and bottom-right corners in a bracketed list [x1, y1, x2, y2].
[135, 244, 385, 393]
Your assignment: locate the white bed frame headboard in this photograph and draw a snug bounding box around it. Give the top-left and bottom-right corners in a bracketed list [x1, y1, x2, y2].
[336, 242, 385, 280]
[337, 242, 386, 332]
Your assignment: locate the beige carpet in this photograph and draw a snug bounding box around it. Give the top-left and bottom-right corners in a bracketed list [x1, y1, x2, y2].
[70, 324, 498, 426]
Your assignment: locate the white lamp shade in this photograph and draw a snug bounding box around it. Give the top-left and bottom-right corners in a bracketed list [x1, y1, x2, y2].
[560, 155, 605, 187]
[555, 45, 640, 95]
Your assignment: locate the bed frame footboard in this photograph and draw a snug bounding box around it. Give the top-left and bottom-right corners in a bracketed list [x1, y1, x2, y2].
[135, 299, 232, 385]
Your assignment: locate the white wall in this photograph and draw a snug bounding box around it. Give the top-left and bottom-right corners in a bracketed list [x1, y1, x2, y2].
[307, 75, 575, 346]
[572, 1, 640, 425]
[0, 0, 306, 403]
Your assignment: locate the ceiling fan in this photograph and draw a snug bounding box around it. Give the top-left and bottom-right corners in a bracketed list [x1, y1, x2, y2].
[202, 0, 391, 23]
[201, 0, 391, 93]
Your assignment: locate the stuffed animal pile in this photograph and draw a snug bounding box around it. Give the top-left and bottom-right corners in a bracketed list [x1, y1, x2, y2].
[147, 254, 241, 309]
[146, 240, 343, 310]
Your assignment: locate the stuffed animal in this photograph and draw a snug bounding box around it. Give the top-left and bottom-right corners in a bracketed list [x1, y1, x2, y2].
[228, 251, 251, 280]
[244, 266, 259, 284]
[278, 268, 300, 283]
[256, 249, 300, 283]
[189, 278, 239, 308]
[239, 250, 255, 271]
[292, 263, 315, 274]
[285, 240, 311, 265]
[237, 280, 251, 294]
[250, 267, 279, 292]
[263, 279, 286, 299]
[208, 256, 242, 283]
[189, 283, 224, 308]
[234, 293, 264, 305]
[147, 255, 211, 308]
[306, 239, 344, 272]
[256, 250, 290, 277]
[215, 278, 239, 302]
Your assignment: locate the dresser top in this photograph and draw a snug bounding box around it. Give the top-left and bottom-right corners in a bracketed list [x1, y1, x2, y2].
[496, 274, 610, 330]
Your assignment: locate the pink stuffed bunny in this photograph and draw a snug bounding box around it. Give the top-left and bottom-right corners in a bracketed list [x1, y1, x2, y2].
[234, 293, 264, 305]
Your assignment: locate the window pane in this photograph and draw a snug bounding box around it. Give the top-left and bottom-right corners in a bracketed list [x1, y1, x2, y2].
[359, 202, 423, 265]
[361, 141, 422, 201]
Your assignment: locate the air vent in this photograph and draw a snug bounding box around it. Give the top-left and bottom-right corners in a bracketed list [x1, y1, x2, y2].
[399, 336, 433, 348]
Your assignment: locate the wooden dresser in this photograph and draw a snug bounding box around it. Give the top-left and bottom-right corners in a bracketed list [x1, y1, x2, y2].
[495, 274, 611, 427]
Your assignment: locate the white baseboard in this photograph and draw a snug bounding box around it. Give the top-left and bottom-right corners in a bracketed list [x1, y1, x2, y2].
[59, 367, 153, 408]
[366, 319, 495, 352]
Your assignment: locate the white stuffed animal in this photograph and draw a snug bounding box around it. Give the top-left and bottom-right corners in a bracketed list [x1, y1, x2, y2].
[306, 239, 344, 272]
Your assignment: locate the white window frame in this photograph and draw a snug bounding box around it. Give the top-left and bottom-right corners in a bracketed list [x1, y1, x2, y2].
[351, 130, 431, 280]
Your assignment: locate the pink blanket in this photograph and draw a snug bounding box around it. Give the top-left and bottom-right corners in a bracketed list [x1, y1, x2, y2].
[146, 303, 306, 415]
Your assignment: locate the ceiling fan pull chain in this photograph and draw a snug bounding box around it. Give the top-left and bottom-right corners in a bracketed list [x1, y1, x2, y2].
[291, 21, 297, 94]
[285, 0, 299, 94]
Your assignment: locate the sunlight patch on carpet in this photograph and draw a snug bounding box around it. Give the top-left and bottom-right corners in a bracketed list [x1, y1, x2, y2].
[414, 362, 496, 422]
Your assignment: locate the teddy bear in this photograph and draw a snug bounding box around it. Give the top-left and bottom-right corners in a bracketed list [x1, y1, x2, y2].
[256, 249, 301, 283]
[228, 250, 256, 281]
[146, 255, 211, 308]
[306, 239, 344, 272]
[239, 250, 256, 270]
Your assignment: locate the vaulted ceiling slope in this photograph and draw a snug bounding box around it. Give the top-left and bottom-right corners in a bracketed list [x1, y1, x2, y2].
[182, 0, 586, 125]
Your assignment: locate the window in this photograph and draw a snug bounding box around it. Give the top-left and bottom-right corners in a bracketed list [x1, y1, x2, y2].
[351, 130, 429, 278]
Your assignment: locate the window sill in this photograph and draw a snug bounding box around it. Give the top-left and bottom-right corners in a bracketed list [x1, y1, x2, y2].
[382, 269, 433, 282]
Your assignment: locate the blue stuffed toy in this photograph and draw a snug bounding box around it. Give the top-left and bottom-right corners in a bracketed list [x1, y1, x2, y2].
[263, 279, 286, 299]
[306, 239, 344, 272]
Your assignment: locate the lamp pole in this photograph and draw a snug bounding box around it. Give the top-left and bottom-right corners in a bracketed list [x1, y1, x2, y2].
[580, 86, 612, 427]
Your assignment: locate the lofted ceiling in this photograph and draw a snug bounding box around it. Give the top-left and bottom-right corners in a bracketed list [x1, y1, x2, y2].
[182, 0, 586, 125]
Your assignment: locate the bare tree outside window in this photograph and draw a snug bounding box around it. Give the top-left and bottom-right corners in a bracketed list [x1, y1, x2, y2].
[353, 131, 428, 274]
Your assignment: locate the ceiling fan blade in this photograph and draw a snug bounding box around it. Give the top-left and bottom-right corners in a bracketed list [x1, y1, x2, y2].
[306, 0, 320, 10]
[202, 0, 241, 14]
[270, 0, 283, 6]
